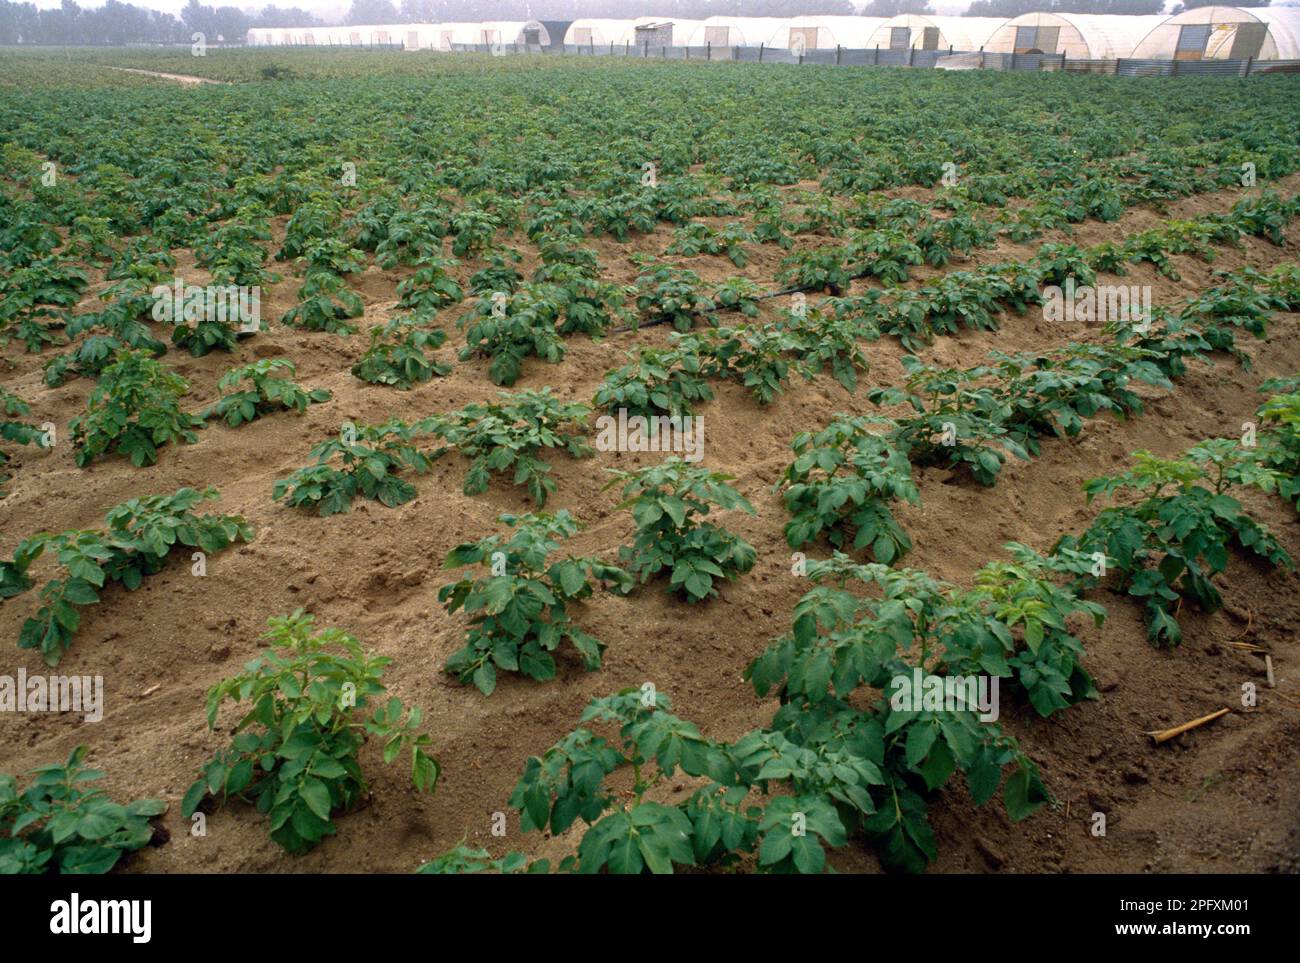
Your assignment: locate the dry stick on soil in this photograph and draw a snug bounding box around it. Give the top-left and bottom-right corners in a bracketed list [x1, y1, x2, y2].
[1147, 707, 1231, 745]
[1232, 607, 1254, 639]
[1264, 655, 1276, 688]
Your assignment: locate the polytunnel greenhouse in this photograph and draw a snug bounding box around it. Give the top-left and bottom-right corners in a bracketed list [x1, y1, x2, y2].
[1130, 6, 1300, 60]
[984, 13, 1168, 59]
[866, 15, 1008, 52]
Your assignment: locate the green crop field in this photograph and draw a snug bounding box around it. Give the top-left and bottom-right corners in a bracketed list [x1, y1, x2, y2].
[1, 47, 1299, 880]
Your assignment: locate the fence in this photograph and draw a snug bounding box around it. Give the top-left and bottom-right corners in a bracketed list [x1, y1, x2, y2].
[438, 41, 1300, 78]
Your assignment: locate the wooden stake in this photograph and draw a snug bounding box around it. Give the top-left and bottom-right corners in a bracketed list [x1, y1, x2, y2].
[1265, 655, 1276, 688]
[1146, 707, 1230, 744]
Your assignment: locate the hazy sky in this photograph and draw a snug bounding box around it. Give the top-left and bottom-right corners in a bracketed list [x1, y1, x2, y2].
[29, 0, 1298, 17]
[27, 1, 983, 14]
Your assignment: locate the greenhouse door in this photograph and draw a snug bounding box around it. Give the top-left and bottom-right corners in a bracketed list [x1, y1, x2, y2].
[921, 27, 939, 50]
[1227, 22, 1267, 59]
[1175, 24, 1211, 61]
[889, 27, 911, 50]
[406, 31, 418, 49]
[790, 27, 817, 51]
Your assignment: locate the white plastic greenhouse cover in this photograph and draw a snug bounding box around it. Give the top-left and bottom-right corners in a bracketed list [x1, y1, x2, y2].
[683, 17, 791, 47]
[986, 14, 1168, 59]
[563, 19, 639, 47]
[422, 23, 489, 48]
[866, 15, 1009, 52]
[1130, 7, 1300, 60]
[248, 24, 437, 46]
[767, 16, 889, 50]
[480, 22, 530, 45]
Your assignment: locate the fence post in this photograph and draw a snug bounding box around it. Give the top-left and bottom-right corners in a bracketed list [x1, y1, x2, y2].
[1244, 56, 1253, 77]
[908, 45, 915, 67]
[979, 46, 985, 69]
[758, 42, 764, 61]
[706, 41, 710, 61]
[1171, 58, 1179, 77]
[836, 44, 841, 65]
[874, 44, 879, 65]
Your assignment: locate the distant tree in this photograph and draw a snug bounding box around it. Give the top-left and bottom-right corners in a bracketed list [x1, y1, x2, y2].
[860, 0, 935, 14]
[345, 0, 399, 25]
[397, 0, 437, 20]
[1172, 0, 1270, 9]
[253, 5, 321, 28]
[967, 0, 1163, 14]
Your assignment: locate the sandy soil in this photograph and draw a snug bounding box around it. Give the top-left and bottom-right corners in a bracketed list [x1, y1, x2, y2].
[1, 172, 1298, 874]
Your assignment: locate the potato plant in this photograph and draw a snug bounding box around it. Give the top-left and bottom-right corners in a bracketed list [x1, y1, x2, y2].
[69, 349, 203, 468]
[395, 257, 464, 313]
[781, 309, 870, 394]
[676, 326, 795, 406]
[351, 315, 451, 389]
[779, 414, 918, 563]
[0, 746, 166, 874]
[592, 345, 714, 418]
[273, 420, 431, 515]
[1253, 375, 1300, 509]
[1055, 449, 1292, 645]
[0, 487, 252, 665]
[1, 388, 45, 496]
[419, 389, 592, 507]
[870, 357, 1029, 487]
[606, 458, 756, 602]
[458, 287, 565, 386]
[183, 610, 438, 854]
[43, 282, 167, 386]
[201, 359, 331, 427]
[439, 512, 632, 694]
[745, 558, 1051, 873]
[507, 690, 794, 874]
[281, 270, 363, 335]
[632, 262, 712, 331]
